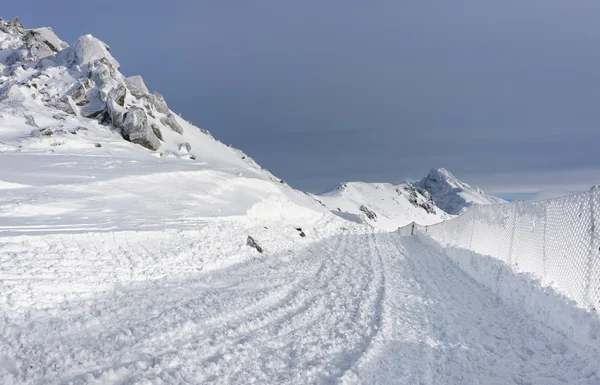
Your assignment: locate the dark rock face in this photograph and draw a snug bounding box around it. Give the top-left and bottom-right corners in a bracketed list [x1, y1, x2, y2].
[160, 113, 183, 134]
[246, 236, 263, 253]
[359, 205, 377, 221]
[403, 184, 437, 215]
[107, 100, 126, 127]
[121, 107, 160, 150]
[151, 124, 163, 141]
[145, 92, 169, 115]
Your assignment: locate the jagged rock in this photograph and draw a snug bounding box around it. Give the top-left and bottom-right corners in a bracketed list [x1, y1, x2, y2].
[160, 113, 183, 134]
[246, 236, 263, 253]
[121, 107, 160, 150]
[151, 124, 163, 141]
[50, 96, 76, 116]
[359, 205, 377, 221]
[24, 114, 38, 127]
[23, 28, 65, 59]
[404, 184, 437, 215]
[68, 83, 87, 105]
[31, 27, 67, 50]
[106, 99, 126, 127]
[125, 75, 149, 98]
[72, 35, 120, 69]
[81, 100, 106, 119]
[108, 84, 126, 106]
[145, 92, 169, 115]
[0, 84, 26, 105]
[200, 128, 213, 138]
[5, 51, 21, 66]
[179, 142, 191, 153]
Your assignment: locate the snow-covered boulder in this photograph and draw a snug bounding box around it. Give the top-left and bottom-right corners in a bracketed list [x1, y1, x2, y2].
[125, 75, 149, 98]
[107, 99, 126, 127]
[23, 27, 66, 59]
[160, 112, 183, 134]
[57, 34, 120, 69]
[145, 92, 169, 115]
[121, 107, 160, 150]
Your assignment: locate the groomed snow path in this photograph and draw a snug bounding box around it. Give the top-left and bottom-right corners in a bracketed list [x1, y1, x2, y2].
[1, 232, 599, 384]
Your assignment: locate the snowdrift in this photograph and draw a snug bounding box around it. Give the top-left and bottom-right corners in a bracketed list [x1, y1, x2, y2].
[403, 188, 600, 310]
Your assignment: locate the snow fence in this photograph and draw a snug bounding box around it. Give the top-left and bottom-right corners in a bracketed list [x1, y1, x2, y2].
[399, 188, 600, 310]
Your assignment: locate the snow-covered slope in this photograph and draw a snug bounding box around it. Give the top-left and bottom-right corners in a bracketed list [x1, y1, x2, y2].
[313, 181, 451, 231]
[416, 167, 505, 215]
[0, 16, 333, 238]
[0, 17, 463, 235]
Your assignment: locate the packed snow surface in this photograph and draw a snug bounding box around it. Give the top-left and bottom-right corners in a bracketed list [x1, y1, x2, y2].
[2, 227, 600, 384]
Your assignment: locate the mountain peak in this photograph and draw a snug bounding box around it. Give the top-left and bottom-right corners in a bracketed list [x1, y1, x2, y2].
[417, 168, 505, 215]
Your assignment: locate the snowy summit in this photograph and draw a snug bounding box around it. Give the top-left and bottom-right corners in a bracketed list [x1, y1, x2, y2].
[416, 167, 506, 215]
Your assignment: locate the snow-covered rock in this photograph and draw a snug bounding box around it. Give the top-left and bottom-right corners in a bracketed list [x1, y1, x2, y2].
[0, 16, 330, 228]
[416, 167, 505, 215]
[314, 181, 451, 231]
[125, 75, 149, 98]
[0, 18, 188, 153]
[121, 106, 160, 150]
[71, 34, 120, 69]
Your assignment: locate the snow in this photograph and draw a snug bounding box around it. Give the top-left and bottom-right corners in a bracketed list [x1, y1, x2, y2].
[314, 181, 451, 231]
[417, 167, 506, 214]
[2, 229, 599, 384]
[125, 75, 149, 97]
[1, 17, 599, 385]
[31, 27, 67, 52]
[71, 34, 120, 69]
[413, 188, 600, 310]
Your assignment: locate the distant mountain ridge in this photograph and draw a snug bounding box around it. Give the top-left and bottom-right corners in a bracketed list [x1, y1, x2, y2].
[416, 168, 506, 215]
[313, 181, 452, 231]
[313, 168, 504, 230]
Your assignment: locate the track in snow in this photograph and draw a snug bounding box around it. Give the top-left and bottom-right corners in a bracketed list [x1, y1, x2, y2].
[1, 232, 599, 384]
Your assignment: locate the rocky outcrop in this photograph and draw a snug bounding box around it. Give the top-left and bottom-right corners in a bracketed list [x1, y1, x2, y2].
[359, 205, 377, 221]
[106, 99, 126, 127]
[179, 142, 191, 153]
[121, 107, 160, 150]
[160, 113, 183, 134]
[246, 236, 263, 253]
[0, 18, 192, 152]
[145, 92, 169, 115]
[125, 75, 149, 98]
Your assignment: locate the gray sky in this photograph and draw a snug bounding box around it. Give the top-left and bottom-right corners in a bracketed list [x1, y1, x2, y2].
[6, 1, 600, 199]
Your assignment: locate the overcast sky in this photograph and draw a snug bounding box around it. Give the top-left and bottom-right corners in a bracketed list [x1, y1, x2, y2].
[6, 1, 600, 199]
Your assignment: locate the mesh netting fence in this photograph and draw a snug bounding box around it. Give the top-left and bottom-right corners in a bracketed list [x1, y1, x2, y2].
[398, 188, 600, 309]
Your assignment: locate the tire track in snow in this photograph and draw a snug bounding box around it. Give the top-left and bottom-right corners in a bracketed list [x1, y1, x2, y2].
[332, 231, 387, 384]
